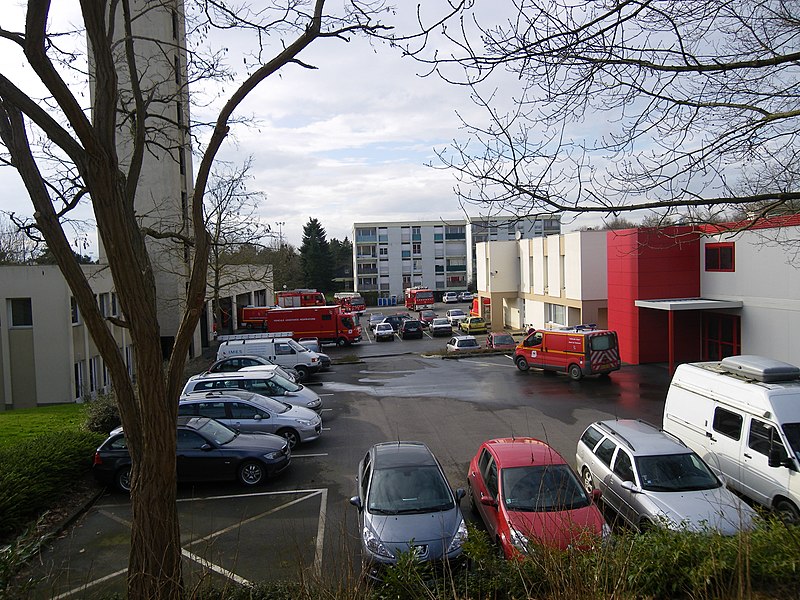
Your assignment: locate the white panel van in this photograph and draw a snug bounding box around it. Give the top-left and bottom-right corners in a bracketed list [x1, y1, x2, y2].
[662, 355, 800, 522]
[216, 336, 320, 381]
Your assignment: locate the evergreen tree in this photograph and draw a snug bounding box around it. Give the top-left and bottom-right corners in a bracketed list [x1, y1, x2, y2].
[300, 218, 333, 293]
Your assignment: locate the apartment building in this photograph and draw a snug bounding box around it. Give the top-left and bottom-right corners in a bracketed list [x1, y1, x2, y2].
[353, 216, 560, 298]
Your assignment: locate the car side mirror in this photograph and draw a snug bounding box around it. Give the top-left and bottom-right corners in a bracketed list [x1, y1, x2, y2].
[349, 496, 363, 511]
[455, 488, 466, 502]
[591, 488, 602, 502]
[201, 443, 213, 451]
[253, 415, 262, 421]
[480, 496, 498, 508]
[620, 480, 642, 493]
[768, 447, 791, 468]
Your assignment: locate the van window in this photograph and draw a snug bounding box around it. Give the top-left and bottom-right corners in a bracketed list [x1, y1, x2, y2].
[594, 438, 617, 467]
[524, 332, 543, 347]
[275, 343, 294, 355]
[589, 334, 614, 351]
[748, 419, 788, 460]
[713, 407, 743, 440]
[580, 426, 604, 451]
[784, 423, 800, 462]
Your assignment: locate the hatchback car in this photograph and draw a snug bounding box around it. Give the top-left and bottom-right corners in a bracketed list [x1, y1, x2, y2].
[179, 390, 322, 449]
[418, 309, 438, 327]
[204, 355, 299, 382]
[442, 292, 459, 303]
[399, 319, 424, 340]
[468, 438, 609, 557]
[349, 442, 467, 579]
[181, 370, 322, 412]
[445, 308, 468, 326]
[458, 291, 474, 302]
[374, 322, 395, 342]
[486, 332, 517, 350]
[446, 335, 480, 353]
[93, 416, 290, 492]
[576, 419, 756, 533]
[459, 316, 487, 334]
[429, 317, 453, 337]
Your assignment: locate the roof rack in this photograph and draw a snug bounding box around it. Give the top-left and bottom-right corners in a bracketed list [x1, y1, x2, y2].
[558, 323, 598, 332]
[217, 331, 293, 341]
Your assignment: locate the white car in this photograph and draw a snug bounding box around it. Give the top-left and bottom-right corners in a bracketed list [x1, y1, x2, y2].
[442, 292, 459, 303]
[458, 291, 473, 302]
[445, 308, 468, 326]
[446, 335, 480, 352]
[374, 322, 395, 341]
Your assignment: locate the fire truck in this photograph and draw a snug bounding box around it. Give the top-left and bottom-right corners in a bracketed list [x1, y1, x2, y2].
[333, 292, 366, 314]
[514, 325, 620, 380]
[250, 305, 362, 346]
[470, 296, 491, 319]
[275, 289, 326, 308]
[404, 287, 434, 311]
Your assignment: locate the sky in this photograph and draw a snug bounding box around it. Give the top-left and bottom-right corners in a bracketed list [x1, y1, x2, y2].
[0, 1, 602, 255]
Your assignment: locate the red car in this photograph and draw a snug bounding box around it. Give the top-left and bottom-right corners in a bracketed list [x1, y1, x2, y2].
[486, 332, 517, 350]
[467, 438, 609, 558]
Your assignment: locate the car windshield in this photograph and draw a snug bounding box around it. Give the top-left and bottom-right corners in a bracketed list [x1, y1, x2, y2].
[501, 465, 590, 512]
[782, 423, 800, 462]
[493, 334, 515, 345]
[635, 453, 720, 492]
[250, 395, 291, 414]
[271, 372, 301, 392]
[342, 316, 356, 328]
[368, 465, 455, 514]
[195, 419, 237, 445]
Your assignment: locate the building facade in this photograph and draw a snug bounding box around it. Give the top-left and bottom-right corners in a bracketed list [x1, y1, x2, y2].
[353, 216, 560, 299]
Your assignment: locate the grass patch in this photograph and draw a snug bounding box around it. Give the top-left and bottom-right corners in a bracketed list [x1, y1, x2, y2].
[0, 404, 88, 450]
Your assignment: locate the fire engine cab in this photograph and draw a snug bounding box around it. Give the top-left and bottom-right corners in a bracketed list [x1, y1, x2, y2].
[404, 287, 435, 311]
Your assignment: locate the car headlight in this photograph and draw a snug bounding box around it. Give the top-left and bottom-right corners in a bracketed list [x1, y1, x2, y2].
[295, 419, 313, 426]
[509, 526, 529, 552]
[263, 451, 280, 460]
[363, 526, 394, 559]
[307, 400, 321, 407]
[447, 518, 468, 552]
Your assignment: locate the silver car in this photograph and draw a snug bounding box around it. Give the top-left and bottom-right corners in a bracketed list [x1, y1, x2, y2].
[429, 317, 452, 337]
[349, 442, 467, 579]
[178, 390, 321, 449]
[576, 419, 756, 534]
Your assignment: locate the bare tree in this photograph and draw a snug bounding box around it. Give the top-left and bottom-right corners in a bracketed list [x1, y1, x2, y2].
[0, 1, 410, 597]
[205, 157, 271, 333]
[418, 0, 800, 233]
[0, 212, 37, 263]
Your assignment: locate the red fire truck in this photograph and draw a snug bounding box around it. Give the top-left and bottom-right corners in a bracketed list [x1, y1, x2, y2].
[514, 325, 620, 380]
[275, 289, 326, 308]
[470, 296, 491, 319]
[333, 292, 366, 314]
[251, 305, 361, 346]
[404, 287, 435, 311]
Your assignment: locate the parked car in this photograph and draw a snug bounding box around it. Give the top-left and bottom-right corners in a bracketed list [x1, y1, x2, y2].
[93, 416, 291, 492]
[459, 316, 487, 334]
[349, 441, 467, 579]
[181, 370, 322, 412]
[445, 308, 468, 327]
[576, 419, 756, 534]
[381, 314, 411, 332]
[486, 332, 517, 351]
[298, 337, 331, 371]
[429, 317, 453, 337]
[399, 319, 424, 340]
[458, 291, 473, 302]
[204, 355, 299, 382]
[446, 335, 480, 353]
[467, 438, 609, 557]
[374, 322, 395, 342]
[179, 390, 322, 449]
[368, 313, 386, 332]
[442, 292, 459, 303]
[418, 309, 438, 327]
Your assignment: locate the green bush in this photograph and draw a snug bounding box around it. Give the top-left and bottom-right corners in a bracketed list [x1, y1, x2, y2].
[83, 391, 121, 434]
[0, 430, 103, 538]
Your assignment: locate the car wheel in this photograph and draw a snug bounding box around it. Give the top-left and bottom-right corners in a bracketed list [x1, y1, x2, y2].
[294, 366, 309, 382]
[568, 364, 583, 381]
[515, 356, 529, 371]
[581, 467, 595, 495]
[638, 518, 656, 533]
[337, 337, 347, 347]
[775, 499, 800, 524]
[115, 466, 132, 493]
[238, 460, 265, 486]
[277, 428, 300, 449]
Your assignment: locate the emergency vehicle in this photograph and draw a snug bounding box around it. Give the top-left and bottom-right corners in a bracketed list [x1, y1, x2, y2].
[333, 292, 366, 314]
[275, 289, 326, 308]
[404, 287, 435, 311]
[514, 325, 620, 380]
[470, 296, 491, 320]
[259, 305, 361, 346]
[239, 305, 274, 328]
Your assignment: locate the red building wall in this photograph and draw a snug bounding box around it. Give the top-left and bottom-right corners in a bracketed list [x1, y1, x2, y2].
[607, 228, 701, 364]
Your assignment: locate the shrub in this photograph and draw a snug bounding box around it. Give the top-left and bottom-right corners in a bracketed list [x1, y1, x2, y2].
[83, 391, 121, 434]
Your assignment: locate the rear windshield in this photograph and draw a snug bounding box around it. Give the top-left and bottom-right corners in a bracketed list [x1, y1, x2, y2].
[589, 334, 615, 351]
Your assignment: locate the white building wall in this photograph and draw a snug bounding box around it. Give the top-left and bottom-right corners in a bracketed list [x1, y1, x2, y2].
[530, 238, 546, 296]
[546, 236, 562, 297]
[701, 227, 800, 365]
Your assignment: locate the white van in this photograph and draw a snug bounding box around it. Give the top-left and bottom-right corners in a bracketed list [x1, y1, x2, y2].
[216, 335, 320, 381]
[662, 355, 800, 522]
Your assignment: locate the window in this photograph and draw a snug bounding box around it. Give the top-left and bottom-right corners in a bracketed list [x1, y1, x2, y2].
[9, 298, 33, 327]
[74, 361, 84, 400]
[703, 313, 741, 360]
[229, 402, 268, 419]
[713, 407, 743, 440]
[194, 401, 227, 419]
[275, 343, 294, 355]
[484, 457, 498, 499]
[748, 419, 788, 459]
[98, 293, 109, 317]
[71, 297, 80, 324]
[580, 426, 604, 451]
[412, 243, 421, 255]
[594, 438, 617, 467]
[89, 356, 99, 393]
[111, 292, 118, 316]
[177, 430, 207, 450]
[705, 243, 735, 272]
[613, 450, 635, 483]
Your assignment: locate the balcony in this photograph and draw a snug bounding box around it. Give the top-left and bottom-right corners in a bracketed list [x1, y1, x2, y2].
[446, 265, 467, 272]
[356, 235, 377, 243]
[358, 266, 378, 275]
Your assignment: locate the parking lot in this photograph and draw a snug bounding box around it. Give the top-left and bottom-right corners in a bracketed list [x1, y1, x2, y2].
[30, 309, 672, 598]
